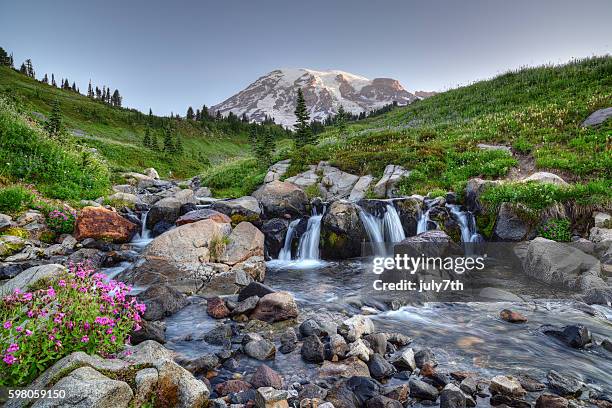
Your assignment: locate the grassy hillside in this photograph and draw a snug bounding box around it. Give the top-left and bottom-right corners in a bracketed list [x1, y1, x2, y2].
[285, 56, 611, 200]
[0, 66, 268, 179]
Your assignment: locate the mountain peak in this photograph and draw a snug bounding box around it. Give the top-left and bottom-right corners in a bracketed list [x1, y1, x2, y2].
[211, 68, 417, 127]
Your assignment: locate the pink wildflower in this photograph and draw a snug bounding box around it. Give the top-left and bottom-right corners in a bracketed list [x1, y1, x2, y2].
[7, 343, 19, 353]
[81, 335, 89, 343]
[3, 321, 11, 329]
[3, 354, 16, 365]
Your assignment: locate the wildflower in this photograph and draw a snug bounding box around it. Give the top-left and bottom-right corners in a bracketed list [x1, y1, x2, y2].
[110, 335, 116, 343]
[7, 343, 19, 353]
[58, 280, 66, 287]
[83, 322, 90, 330]
[3, 354, 16, 365]
[3, 321, 12, 329]
[81, 335, 89, 343]
[25, 330, 33, 336]
[16, 326, 23, 332]
[22, 292, 32, 301]
[47, 287, 56, 298]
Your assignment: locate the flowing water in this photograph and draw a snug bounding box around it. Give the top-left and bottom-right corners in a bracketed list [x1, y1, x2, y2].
[358, 203, 406, 255]
[277, 219, 300, 261]
[417, 208, 432, 234]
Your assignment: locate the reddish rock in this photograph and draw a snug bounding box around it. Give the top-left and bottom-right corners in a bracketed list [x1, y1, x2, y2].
[421, 362, 436, 377]
[536, 393, 568, 408]
[249, 291, 298, 323]
[383, 384, 410, 403]
[207, 297, 230, 319]
[250, 364, 284, 389]
[75, 206, 138, 243]
[176, 209, 231, 226]
[500, 309, 528, 323]
[215, 379, 252, 396]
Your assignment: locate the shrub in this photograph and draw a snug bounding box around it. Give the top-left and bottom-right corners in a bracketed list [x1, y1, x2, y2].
[0, 186, 34, 214]
[538, 218, 571, 242]
[209, 235, 230, 261]
[200, 158, 266, 198]
[0, 262, 146, 386]
[45, 207, 77, 235]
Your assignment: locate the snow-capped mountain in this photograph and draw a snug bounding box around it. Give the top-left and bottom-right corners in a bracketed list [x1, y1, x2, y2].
[211, 68, 419, 127]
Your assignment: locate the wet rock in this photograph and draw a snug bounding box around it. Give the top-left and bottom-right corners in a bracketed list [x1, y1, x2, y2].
[392, 348, 416, 371]
[250, 291, 299, 323]
[373, 164, 410, 198]
[347, 338, 373, 362]
[250, 364, 284, 389]
[253, 180, 308, 218]
[414, 348, 437, 368]
[493, 203, 530, 241]
[409, 378, 439, 401]
[536, 393, 569, 408]
[299, 383, 328, 400]
[66, 248, 106, 269]
[500, 309, 528, 323]
[349, 175, 374, 202]
[321, 200, 367, 259]
[203, 324, 233, 346]
[364, 333, 387, 355]
[396, 230, 453, 257]
[262, 218, 289, 259]
[138, 283, 189, 321]
[211, 196, 262, 222]
[179, 202, 198, 216]
[244, 334, 276, 361]
[207, 296, 231, 319]
[326, 333, 349, 360]
[131, 320, 166, 345]
[232, 295, 260, 316]
[216, 379, 252, 396]
[255, 386, 290, 408]
[239, 281, 276, 301]
[300, 318, 332, 338]
[384, 332, 412, 347]
[151, 220, 174, 237]
[302, 335, 325, 363]
[516, 375, 545, 392]
[543, 324, 592, 348]
[219, 221, 265, 265]
[440, 384, 467, 408]
[264, 159, 291, 183]
[368, 353, 396, 380]
[146, 189, 196, 228]
[346, 376, 380, 406]
[489, 393, 530, 408]
[546, 370, 583, 397]
[319, 356, 370, 379]
[489, 375, 526, 397]
[179, 353, 220, 375]
[460, 376, 478, 396]
[176, 209, 231, 226]
[280, 327, 298, 354]
[0, 263, 23, 280]
[382, 384, 410, 403]
[339, 314, 375, 342]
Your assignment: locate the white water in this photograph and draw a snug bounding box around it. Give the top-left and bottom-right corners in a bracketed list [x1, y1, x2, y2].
[447, 204, 482, 244]
[382, 204, 406, 242]
[271, 207, 326, 268]
[358, 203, 406, 255]
[416, 208, 431, 234]
[130, 210, 154, 250]
[278, 219, 300, 261]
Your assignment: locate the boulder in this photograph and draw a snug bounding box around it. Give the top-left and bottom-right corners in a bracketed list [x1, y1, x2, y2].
[106, 192, 143, 206]
[194, 187, 212, 198]
[477, 143, 512, 153]
[112, 184, 135, 194]
[522, 172, 568, 186]
[176, 209, 231, 226]
[543, 325, 592, 348]
[255, 387, 290, 408]
[0, 264, 64, 297]
[244, 335, 276, 361]
[0, 213, 12, 231]
[215, 379, 252, 396]
[392, 348, 416, 371]
[122, 172, 156, 189]
[465, 178, 501, 214]
[325, 381, 361, 408]
[396, 230, 453, 258]
[144, 167, 160, 179]
[318, 356, 370, 379]
[207, 296, 230, 319]
[499, 309, 528, 323]
[368, 353, 396, 380]
[211, 196, 262, 222]
[0, 235, 26, 259]
[339, 315, 375, 342]
[138, 283, 189, 321]
[546, 370, 583, 397]
[366, 395, 403, 408]
[373, 165, 410, 198]
[219, 222, 264, 265]
[393, 197, 422, 236]
[285, 166, 318, 189]
[232, 295, 260, 316]
[75, 206, 138, 243]
[593, 212, 611, 228]
[581, 107, 612, 127]
[250, 291, 298, 323]
[489, 375, 526, 397]
[589, 227, 612, 243]
[155, 358, 210, 407]
[146, 189, 196, 229]
[261, 218, 289, 259]
[264, 159, 291, 183]
[409, 378, 439, 401]
[250, 364, 284, 389]
[317, 163, 360, 200]
[131, 320, 166, 345]
[440, 384, 466, 408]
[253, 181, 308, 217]
[133, 368, 158, 407]
[301, 335, 325, 363]
[321, 200, 366, 259]
[536, 393, 569, 408]
[279, 327, 298, 354]
[349, 175, 374, 202]
[493, 203, 530, 241]
[239, 281, 276, 301]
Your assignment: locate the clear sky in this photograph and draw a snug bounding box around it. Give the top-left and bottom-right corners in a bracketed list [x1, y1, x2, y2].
[1, 0, 611, 115]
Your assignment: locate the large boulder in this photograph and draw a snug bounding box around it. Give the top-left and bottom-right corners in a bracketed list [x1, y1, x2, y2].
[523, 238, 607, 297]
[137, 283, 189, 321]
[219, 221, 265, 265]
[394, 197, 423, 236]
[522, 172, 568, 186]
[106, 192, 143, 206]
[0, 235, 26, 259]
[317, 163, 360, 200]
[493, 203, 531, 241]
[75, 206, 138, 243]
[285, 166, 318, 189]
[143, 167, 160, 179]
[349, 175, 374, 202]
[211, 196, 262, 224]
[0, 264, 64, 297]
[581, 107, 612, 127]
[250, 291, 299, 323]
[253, 181, 308, 218]
[264, 159, 291, 183]
[372, 165, 410, 198]
[175, 209, 231, 226]
[321, 200, 366, 259]
[146, 189, 196, 229]
[261, 218, 289, 259]
[396, 230, 453, 258]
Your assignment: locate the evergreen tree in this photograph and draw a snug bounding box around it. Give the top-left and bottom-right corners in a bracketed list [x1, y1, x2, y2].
[44, 100, 63, 138]
[186, 106, 194, 120]
[71, 82, 77, 92]
[0, 47, 11, 66]
[201, 105, 209, 120]
[335, 104, 347, 133]
[215, 110, 222, 120]
[87, 80, 94, 98]
[111, 89, 122, 106]
[95, 86, 101, 99]
[42, 73, 48, 84]
[51, 74, 57, 87]
[9, 53, 14, 68]
[175, 136, 183, 154]
[163, 127, 175, 152]
[25, 59, 35, 78]
[143, 126, 151, 148]
[293, 88, 312, 148]
[150, 132, 159, 150]
[195, 109, 201, 121]
[19, 63, 27, 75]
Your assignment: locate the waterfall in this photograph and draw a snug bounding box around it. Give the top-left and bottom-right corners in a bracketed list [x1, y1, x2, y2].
[278, 219, 300, 261]
[417, 208, 431, 234]
[358, 203, 406, 255]
[297, 208, 324, 260]
[131, 210, 153, 250]
[382, 204, 406, 242]
[448, 204, 483, 255]
[359, 209, 385, 244]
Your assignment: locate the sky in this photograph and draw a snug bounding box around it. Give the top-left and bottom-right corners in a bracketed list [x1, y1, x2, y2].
[1, 0, 611, 115]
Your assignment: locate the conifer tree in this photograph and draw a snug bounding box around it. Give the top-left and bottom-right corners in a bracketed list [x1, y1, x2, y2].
[293, 88, 312, 148]
[0, 47, 10, 66]
[19, 63, 27, 75]
[111, 89, 121, 106]
[143, 126, 151, 148]
[51, 74, 57, 87]
[150, 132, 158, 150]
[25, 59, 35, 78]
[186, 106, 194, 120]
[87, 80, 94, 98]
[163, 127, 175, 152]
[201, 105, 209, 120]
[42, 73, 48, 84]
[175, 136, 183, 154]
[45, 100, 63, 138]
[335, 104, 347, 133]
[71, 82, 77, 92]
[9, 53, 14, 68]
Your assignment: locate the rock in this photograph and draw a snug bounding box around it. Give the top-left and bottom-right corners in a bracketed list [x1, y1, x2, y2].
[203, 324, 232, 346]
[280, 327, 298, 354]
[346, 376, 381, 406]
[318, 356, 370, 378]
[106, 192, 143, 206]
[409, 378, 439, 401]
[536, 393, 569, 408]
[349, 175, 374, 201]
[465, 178, 501, 213]
[176, 209, 231, 226]
[364, 333, 387, 355]
[207, 296, 230, 319]
[245, 335, 276, 360]
[144, 167, 160, 179]
[368, 353, 396, 380]
[414, 348, 437, 369]
[255, 387, 290, 408]
[396, 230, 453, 257]
[546, 370, 582, 397]
[299, 383, 328, 400]
[392, 348, 416, 371]
[523, 238, 605, 294]
[262, 218, 289, 259]
[326, 334, 349, 360]
[155, 358, 210, 407]
[219, 222, 265, 265]
[516, 375, 545, 392]
[0, 213, 12, 231]
[489, 375, 526, 397]
[302, 335, 325, 363]
[493, 203, 530, 241]
[253, 180, 308, 218]
[151, 220, 174, 237]
[216, 379, 252, 396]
[73, 206, 137, 243]
[264, 159, 292, 183]
[477, 143, 512, 153]
[211, 196, 262, 222]
[339, 315, 375, 342]
[0, 263, 23, 280]
[251, 364, 284, 389]
[300, 318, 331, 338]
[382, 384, 410, 403]
[180, 353, 220, 375]
[134, 368, 158, 407]
[589, 227, 612, 244]
[0, 235, 26, 259]
[317, 163, 360, 200]
[440, 384, 467, 408]
[0, 264, 64, 297]
[321, 200, 366, 259]
[239, 281, 276, 302]
[194, 187, 212, 198]
[138, 283, 189, 321]
[594, 212, 611, 228]
[499, 309, 528, 323]
[582, 107, 612, 127]
[365, 394, 402, 408]
[523, 172, 568, 186]
[543, 325, 592, 348]
[347, 339, 373, 362]
[34, 366, 133, 408]
[285, 167, 319, 189]
[479, 287, 524, 302]
[146, 189, 196, 228]
[373, 165, 410, 198]
[232, 295, 260, 315]
[16, 210, 45, 226]
[67, 248, 106, 269]
[131, 320, 166, 345]
[250, 291, 298, 323]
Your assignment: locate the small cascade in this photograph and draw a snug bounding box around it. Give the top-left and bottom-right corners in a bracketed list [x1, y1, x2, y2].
[416, 208, 431, 234]
[297, 207, 324, 261]
[382, 204, 406, 242]
[448, 204, 483, 254]
[278, 219, 300, 261]
[359, 209, 385, 244]
[358, 203, 406, 255]
[131, 210, 154, 250]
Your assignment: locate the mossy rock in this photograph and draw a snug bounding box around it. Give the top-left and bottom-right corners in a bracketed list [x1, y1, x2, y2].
[0, 226, 29, 239]
[230, 213, 260, 227]
[476, 211, 496, 240]
[0, 235, 26, 258]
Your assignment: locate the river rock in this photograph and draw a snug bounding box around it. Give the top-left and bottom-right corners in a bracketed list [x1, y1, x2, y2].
[365, 395, 402, 408]
[106, 192, 143, 206]
[232, 295, 260, 316]
[373, 165, 410, 198]
[302, 335, 325, 363]
[465, 178, 501, 213]
[176, 209, 231, 226]
[317, 163, 360, 200]
[207, 296, 230, 319]
[414, 348, 437, 368]
[219, 221, 264, 265]
[543, 325, 592, 348]
[593, 211, 611, 228]
[216, 379, 252, 396]
[364, 333, 387, 355]
[280, 327, 298, 354]
[396, 230, 453, 257]
[253, 180, 308, 217]
[368, 353, 396, 380]
[339, 314, 375, 342]
[546, 370, 583, 397]
[131, 320, 166, 345]
[250, 291, 298, 323]
[345, 376, 380, 406]
[146, 189, 195, 228]
[493, 203, 530, 241]
[319, 356, 370, 379]
[262, 218, 289, 259]
[440, 384, 467, 408]
[138, 283, 189, 321]
[239, 281, 276, 301]
[581, 107, 612, 127]
[347, 339, 373, 362]
[73, 206, 137, 243]
[250, 364, 284, 389]
[589, 227, 612, 244]
[489, 375, 526, 397]
[536, 393, 569, 408]
[326, 334, 349, 360]
[203, 324, 232, 346]
[349, 175, 374, 201]
[321, 200, 366, 259]
[244, 334, 276, 360]
[517, 374, 545, 392]
[499, 309, 528, 323]
[409, 378, 439, 401]
[155, 358, 210, 407]
[392, 348, 416, 371]
[256, 387, 290, 408]
[522, 172, 568, 186]
[0, 264, 64, 297]
[211, 196, 262, 223]
[133, 367, 158, 407]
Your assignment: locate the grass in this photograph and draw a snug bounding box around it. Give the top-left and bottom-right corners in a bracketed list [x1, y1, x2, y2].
[199, 157, 267, 198]
[0, 186, 34, 214]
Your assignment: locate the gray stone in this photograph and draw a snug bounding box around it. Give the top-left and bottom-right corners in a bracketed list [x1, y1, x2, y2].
[134, 368, 158, 407]
[594, 212, 611, 228]
[264, 159, 291, 183]
[255, 387, 290, 408]
[232, 295, 260, 315]
[440, 384, 467, 408]
[477, 143, 512, 153]
[211, 196, 262, 219]
[392, 348, 416, 371]
[373, 164, 410, 198]
[0, 264, 64, 297]
[523, 172, 568, 186]
[244, 335, 276, 360]
[368, 353, 396, 380]
[301, 335, 325, 363]
[339, 314, 375, 342]
[546, 370, 583, 397]
[219, 221, 265, 265]
[409, 378, 439, 401]
[493, 203, 530, 241]
[0, 213, 12, 231]
[285, 166, 318, 189]
[489, 375, 526, 397]
[581, 107, 612, 127]
[317, 163, 360, 200]
[253, 181, 308, 217]
[349, 175, 374, 201]
[138, 283, 189, 321]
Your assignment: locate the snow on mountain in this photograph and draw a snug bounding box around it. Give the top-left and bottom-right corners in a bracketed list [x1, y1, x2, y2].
[211, 68, 419, 127]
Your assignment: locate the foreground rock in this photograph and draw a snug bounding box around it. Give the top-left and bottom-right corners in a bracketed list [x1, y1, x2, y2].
[253, 180, 308, 217]
[321, 200, 366, 259]
[250, 291, 299, 323]
[146, 189, 196, 229]
[75, 206, 138, 243]
[0, 264, 64, 297]
[582, 107, 612, 127]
